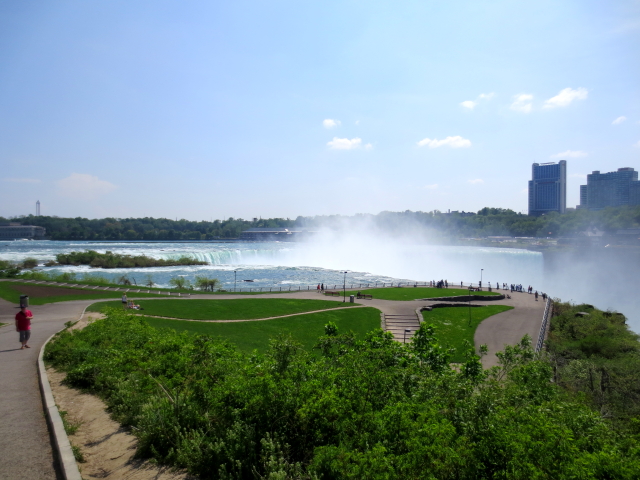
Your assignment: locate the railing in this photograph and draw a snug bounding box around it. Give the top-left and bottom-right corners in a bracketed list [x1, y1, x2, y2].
[228, 281, 476, 293]
[536, 297, 553, 353]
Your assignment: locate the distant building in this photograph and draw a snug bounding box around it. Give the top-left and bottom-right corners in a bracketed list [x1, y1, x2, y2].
[0, 223, 47, 240]
[629, 179, 640, 206]
[579, 168, 639, 210]
[528, 160, 566, 216]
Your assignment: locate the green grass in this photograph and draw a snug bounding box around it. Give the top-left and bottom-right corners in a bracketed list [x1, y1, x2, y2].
[0, 282, 170, 305]
[344, 287, 501, 301]
[421, 305, 513, 362]
[143, 307, 382, 353]
[87, 298, 359, 320]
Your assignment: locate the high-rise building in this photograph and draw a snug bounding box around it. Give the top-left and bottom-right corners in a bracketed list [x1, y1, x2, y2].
[579, 168, 639, 210]
[528, 160, 566, 216]
[630, 181, 640, 206]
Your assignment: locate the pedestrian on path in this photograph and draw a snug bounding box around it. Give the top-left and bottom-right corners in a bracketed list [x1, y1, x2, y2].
[15, 305, 33, 350]
[121, 293, 128, 310]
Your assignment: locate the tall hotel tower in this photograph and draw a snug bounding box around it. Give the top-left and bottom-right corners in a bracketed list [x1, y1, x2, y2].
[528, 160, 566, 216]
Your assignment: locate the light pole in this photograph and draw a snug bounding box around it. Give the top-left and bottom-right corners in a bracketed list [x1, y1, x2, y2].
[468, 286, 473, 327]
[404, 329, 411, 344]
[342, 271, 347, 303]
[234, 270, 237, 292]
[480, 268, 484, 288]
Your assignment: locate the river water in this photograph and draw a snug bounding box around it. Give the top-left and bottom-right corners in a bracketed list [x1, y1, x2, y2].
[1, 239, 637, 332]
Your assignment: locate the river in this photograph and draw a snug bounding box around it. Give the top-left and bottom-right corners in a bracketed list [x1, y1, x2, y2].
[1, 239, 637, 332]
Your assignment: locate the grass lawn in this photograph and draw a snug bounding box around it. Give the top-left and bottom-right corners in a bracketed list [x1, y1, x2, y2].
[341, 287, 501, 301]
[0, 282, 169, 305]
[422, 305, 513, 362]
[87, 298, 359, 320]
[141, 306, 381, 353]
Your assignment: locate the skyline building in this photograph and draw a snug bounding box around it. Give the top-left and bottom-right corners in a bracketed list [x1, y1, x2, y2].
[578, 168, 639, 210]
[528, 160, 567, 216]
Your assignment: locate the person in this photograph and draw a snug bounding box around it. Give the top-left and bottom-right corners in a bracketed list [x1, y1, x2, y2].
[15, 305, 33, 350]
[317, 284, 320, 292]
[122, 293, 128, 309]
[535, 291, 539, 301]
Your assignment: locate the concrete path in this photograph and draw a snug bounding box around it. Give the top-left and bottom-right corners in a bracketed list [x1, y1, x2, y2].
[0, 297, 93, 480]
[0, 283, 544, 479]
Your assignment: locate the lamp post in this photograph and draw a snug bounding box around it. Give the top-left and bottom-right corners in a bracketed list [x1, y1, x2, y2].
[480, 268, 484, 288]
[234, 270, 237, 292]
[342, 271, 347, 303]
[404, 329, 411, 344]
[468, 286, 473, 327]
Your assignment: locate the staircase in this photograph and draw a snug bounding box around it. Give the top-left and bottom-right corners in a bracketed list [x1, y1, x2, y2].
[384, 313, 421, 343]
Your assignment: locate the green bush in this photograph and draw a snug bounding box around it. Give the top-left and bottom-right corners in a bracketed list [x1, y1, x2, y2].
[55, 250, 207, 269]
[44, 309, 640, 479]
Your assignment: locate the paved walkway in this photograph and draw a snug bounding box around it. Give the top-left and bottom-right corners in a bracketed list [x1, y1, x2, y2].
[0, 283, 544, 479]
[0, 298, 92, 480]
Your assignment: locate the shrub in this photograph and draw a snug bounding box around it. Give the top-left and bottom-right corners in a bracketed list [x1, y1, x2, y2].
[44, 310, 640, 479]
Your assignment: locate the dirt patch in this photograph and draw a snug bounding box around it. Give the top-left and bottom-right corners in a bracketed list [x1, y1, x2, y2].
[47, 316, 193, 480]
[9, 284, 113, 299]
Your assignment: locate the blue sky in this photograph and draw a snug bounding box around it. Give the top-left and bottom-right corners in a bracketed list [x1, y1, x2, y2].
[1, 0, 638, 220]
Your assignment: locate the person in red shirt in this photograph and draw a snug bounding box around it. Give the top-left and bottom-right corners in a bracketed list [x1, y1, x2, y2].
[15, 305, 33, 350]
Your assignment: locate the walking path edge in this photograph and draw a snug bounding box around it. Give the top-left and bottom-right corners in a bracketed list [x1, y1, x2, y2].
[38, 313, 87, 480]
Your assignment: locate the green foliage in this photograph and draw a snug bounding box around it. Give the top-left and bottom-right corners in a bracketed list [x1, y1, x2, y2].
[21, 257, 38, 269]
[547, 302, 640, 432]
[6, 205, 640, 241]
[55, 250, 207, 268]
[86, 298, 358, 320]
[59, 410, 82, 435]
[71, 445, 85, 463]
[45, 310, 640, 478]
[4, 214, 296, 240]
[194, 275, 220, 292]
[169, 276, 191, 290]
[0, 259, 21, 278]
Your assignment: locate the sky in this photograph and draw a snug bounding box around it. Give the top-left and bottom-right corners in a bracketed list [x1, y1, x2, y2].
[1, 0, 639, 220]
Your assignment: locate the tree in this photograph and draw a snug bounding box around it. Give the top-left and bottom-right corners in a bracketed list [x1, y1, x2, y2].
[195, 275, 220, 292]
[169, 276, 191, 290]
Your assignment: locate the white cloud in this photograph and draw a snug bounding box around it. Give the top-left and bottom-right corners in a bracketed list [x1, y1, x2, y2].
[364, 143, 373, 150]
[543, 87, 588, 109]
[417, 136, 471, 148]
[424, 184, 438, 190]
[56, 173, 117, 200]
[461, 92, 494, 109]
[612, 116, 627, 125]
[323, 119, 341, 129]
[2, 177, 41, 183]
[635, 140, 640, 148]
[355, 120, 360, 125]
[467, 179, 484, 184]
[327, 137, 363, 150]
[550, 150, 588, 159]
[510, 94, 533, 113]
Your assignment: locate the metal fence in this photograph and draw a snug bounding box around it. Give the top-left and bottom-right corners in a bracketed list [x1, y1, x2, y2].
[536, 297, 553, 353]
[225, 281, 495, 293]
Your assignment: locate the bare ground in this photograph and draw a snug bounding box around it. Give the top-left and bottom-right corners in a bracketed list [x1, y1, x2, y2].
[47, 313, 193, 480]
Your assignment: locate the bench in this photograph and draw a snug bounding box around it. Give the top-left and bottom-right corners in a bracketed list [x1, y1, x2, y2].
[356, 293, 373, 300]
[324, 291, 340, 296]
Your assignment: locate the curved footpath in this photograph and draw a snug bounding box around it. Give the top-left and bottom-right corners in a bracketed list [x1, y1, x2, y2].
[0, 285, 544, 479]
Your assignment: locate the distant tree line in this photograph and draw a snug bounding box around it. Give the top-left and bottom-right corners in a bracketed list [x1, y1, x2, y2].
[0, 215, 296, 240]
[3, 205, 640, 240]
